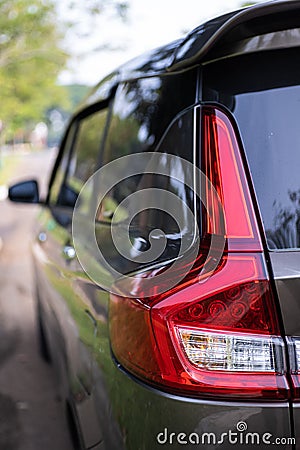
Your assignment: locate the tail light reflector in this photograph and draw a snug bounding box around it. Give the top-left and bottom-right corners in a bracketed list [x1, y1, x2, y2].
[110, 106, 289, 400]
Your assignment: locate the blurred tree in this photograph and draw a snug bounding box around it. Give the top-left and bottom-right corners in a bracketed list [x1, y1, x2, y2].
[65, 84, 90, 109]
[45, 85, 90, 147]
[0, 0, 129, 143]
[241, 2, 258, 6]
[0, 0, 68, 141]
[66, 0, 128, 21]
[60, 0, 128, 55]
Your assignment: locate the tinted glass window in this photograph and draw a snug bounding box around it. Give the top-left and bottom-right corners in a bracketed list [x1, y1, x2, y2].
[66, 109, 108, 196]
[98, 72, 196, 221]
[49, 123, 77, 205]
[102, 70, 196, 164]
[50, 108, 108, 209]
[203, 48, 300, 250]
[94, 74, 196, 273]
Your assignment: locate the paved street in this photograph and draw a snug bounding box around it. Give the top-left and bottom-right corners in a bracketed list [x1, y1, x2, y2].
[0, 150, 73, 450]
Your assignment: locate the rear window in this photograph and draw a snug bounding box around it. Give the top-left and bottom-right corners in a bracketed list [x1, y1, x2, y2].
[203, 48, 300, 250]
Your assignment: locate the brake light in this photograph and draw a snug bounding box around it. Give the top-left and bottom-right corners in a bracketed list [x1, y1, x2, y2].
[202, 106, 262, 250]
[110, 106, 289, 400]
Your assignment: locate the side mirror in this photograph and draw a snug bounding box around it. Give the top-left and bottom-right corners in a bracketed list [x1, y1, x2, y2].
[57, 183, 78, 208]
[8, 179, 39, 204]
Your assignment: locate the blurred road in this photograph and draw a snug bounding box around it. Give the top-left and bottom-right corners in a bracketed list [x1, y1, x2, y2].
[0, 150, 73, 450]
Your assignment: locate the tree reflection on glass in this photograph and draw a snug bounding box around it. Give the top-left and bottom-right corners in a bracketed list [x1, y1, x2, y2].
[267, 189, 300, 249]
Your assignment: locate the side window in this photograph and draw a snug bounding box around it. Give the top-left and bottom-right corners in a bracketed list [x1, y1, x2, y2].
[97, 72, 196, 223]
[98, 106, 195, 229]
[50, 107, 109, 210]
[49, 122, 77, 205]
[94, 104, 196, 273]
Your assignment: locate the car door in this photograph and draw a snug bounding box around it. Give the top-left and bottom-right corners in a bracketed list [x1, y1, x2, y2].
[33, 103, 110, 449]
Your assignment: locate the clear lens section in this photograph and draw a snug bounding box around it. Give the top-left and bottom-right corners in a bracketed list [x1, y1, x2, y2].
[295, 340, 300, 371]
[177, 328, 283, 373]
[290, 338, 300, 373]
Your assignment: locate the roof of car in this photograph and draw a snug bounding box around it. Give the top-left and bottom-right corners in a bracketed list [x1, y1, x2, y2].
[169, 0, 300, 70]
[83, 0, 300, 108]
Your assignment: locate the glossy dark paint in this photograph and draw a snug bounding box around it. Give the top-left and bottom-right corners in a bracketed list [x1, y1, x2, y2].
[33, 207, 103, 448]
[270, 251, 300, 447]
[170, 0, 300, 70]
[201, 25, 300, 447]
[9, 179, 39, 203]
[270, 252, 300, 337]
[73, 0, 300, 119]
[33, 205, 293, 449]
[9, 1, 300, 448]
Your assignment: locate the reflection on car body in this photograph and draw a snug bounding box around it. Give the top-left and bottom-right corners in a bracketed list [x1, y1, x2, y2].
[8, 1, 300, 448]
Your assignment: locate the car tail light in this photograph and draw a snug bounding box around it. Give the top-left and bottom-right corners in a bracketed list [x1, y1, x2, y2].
[177, 329, 281, 373]
[288, 338, 300, 400]
[110, 106, 289, 400]
[201, 106, 262, 250]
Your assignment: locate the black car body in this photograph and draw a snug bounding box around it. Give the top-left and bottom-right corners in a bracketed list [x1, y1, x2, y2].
[9, 1, 300, 448]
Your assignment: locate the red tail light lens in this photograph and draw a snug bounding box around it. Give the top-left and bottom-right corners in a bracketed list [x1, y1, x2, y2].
[111, 254, 288, 399]
[202, 106, 262, 250]
[110, 105, 289, 400]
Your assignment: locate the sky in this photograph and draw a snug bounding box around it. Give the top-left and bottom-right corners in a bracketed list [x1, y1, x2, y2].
[59, 0, 266, 86]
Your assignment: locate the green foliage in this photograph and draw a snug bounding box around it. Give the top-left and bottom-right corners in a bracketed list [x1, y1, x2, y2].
[65, 84, 91, 110]
[241, 1, 257, 6]
[60, 0, 128, 55]
[0, 0, 68, 138]
[0, 0, 129, 142]
[66, 0, 128, 23]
